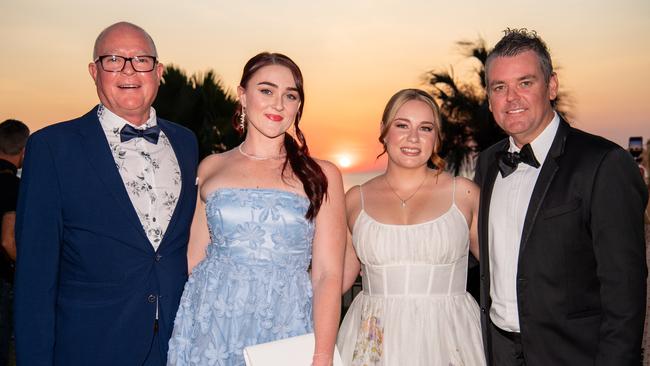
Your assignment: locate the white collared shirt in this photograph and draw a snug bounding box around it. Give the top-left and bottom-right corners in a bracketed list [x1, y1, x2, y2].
[98, 105, 181, 250]
[488, 112, 560, 332]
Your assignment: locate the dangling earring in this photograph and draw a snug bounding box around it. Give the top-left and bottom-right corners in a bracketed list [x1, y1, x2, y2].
[239, 108, 246, 131]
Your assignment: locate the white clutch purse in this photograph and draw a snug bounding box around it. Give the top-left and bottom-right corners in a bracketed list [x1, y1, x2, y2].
[243, 333, 343, 366]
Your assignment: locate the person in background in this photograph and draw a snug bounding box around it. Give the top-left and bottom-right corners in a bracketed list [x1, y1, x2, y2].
[14, 22, 198, 365]
[0, 119, 29, 366]
[475, 28, 648, 365]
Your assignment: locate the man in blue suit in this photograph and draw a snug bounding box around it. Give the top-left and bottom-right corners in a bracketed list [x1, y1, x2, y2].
[14, 22, 198, 365]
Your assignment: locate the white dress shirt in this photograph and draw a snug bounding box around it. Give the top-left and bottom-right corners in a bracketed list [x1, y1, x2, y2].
[488, 112, 560, 332]
[98, 105, 181, 251]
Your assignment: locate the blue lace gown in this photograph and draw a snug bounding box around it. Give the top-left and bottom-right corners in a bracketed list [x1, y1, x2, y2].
[167, 188, 315, 366]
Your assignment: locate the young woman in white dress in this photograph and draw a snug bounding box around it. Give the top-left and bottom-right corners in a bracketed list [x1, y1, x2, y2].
[337, 89, 486, 365]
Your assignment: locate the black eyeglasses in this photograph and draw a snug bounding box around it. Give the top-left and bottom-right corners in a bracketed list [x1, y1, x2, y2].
[94, 55, 158, 72]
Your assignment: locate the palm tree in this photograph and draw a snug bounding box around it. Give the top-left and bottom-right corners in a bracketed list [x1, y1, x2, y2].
[154, 65, 240, 159]
[425, 39, 571, 176]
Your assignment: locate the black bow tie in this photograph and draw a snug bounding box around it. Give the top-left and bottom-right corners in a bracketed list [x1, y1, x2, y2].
[497, 143, 540, 178]
[120, 124, 161, 144]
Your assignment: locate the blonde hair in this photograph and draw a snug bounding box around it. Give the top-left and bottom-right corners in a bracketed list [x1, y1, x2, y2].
[378, 89, 446, 171]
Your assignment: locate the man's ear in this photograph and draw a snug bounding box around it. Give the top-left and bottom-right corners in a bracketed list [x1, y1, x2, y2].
[548, 72, 559, 101]
[89, 62, 98, 84]
[155, 62, 164, 84]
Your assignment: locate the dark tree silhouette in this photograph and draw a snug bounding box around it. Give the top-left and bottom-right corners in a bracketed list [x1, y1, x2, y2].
[425, 39, 572, 176]
[153, 65, 240, 159]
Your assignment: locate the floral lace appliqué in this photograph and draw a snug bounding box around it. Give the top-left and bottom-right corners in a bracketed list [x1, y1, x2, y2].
[168, 189, 315, 366]
[352, 315, 384, 366]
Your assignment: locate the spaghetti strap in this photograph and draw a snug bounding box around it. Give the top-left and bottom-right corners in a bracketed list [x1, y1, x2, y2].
[359, 184, 365, 210]
[451, 177, 457, 205]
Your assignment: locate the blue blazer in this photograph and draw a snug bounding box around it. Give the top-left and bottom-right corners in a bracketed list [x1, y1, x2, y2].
[14, 106, 198, 366]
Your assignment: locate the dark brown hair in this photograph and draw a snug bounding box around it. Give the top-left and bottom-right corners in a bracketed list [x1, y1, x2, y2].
[232, 52, 327, 220]
[485, 28, 554, 87]
[377, 89, 446, 171]
[0, 119, 30, 155]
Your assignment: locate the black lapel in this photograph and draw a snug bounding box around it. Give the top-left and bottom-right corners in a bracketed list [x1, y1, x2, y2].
[77, 106, 151, 247]
[518, 119, 569, 255]
[478, 138, 508, 313]
[480, 140, 508, 255]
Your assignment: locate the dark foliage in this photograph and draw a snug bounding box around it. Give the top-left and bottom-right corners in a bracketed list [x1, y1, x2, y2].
[153, 65, 240, 159]
[425, 39, 571, 175]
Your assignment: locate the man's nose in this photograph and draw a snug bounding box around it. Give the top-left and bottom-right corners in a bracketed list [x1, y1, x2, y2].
[121, 60, 137, 75]
[506, 86, 520, 101]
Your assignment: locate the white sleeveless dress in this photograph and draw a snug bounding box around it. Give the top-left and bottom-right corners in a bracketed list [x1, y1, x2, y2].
[337, 181, 486, 366]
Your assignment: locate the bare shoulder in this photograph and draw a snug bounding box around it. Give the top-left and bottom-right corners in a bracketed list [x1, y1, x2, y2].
[344, 185, 362, 227]
[362, 174, 385, 188]
[452, 175, 480, 206]
[453, 176, 479, 195]
[346, 184, 361, 197]
[197, 150, 236, 177]
[196, 150, 241, 190]
[196, 155, 220, 179]
[314, 158, 343, 181]
[345, 185, 361, 207]
[348, 174, 383, 204]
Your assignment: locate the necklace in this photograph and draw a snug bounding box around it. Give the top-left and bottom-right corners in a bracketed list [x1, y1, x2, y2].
[238, 143, 286, 161]
[384, 173, 428, 208]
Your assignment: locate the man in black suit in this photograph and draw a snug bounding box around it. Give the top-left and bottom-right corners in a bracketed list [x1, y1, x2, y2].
[475, 28, 648, 365]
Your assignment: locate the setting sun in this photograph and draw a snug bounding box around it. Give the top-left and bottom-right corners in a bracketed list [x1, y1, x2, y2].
[337, 154, 353, 168]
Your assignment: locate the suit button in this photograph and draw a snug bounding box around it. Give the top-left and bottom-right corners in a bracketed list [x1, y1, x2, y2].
[155, 254, 162, 262]
[480, 275, 485, 281]
[147, 294, 157, 303]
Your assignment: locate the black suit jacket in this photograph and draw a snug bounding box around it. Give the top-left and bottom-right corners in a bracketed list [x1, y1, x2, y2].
[475, 119, 648, 366]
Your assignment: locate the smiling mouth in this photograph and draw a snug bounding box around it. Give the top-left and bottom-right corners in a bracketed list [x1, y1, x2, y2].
[506, 108, 526, 114]
[118, 84, 140, 89]
[401, 147, 421, 155]
[265, 114, 283, 122]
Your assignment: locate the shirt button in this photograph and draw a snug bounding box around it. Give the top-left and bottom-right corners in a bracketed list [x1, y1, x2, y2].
[481, 307, 486, 313]
[147, 294, 157, 303]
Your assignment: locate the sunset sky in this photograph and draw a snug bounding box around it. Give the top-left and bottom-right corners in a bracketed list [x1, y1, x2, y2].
[1, 0, 649, 176]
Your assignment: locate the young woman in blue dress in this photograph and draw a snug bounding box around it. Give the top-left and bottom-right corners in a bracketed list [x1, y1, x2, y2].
[167, 52, 346, 366]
